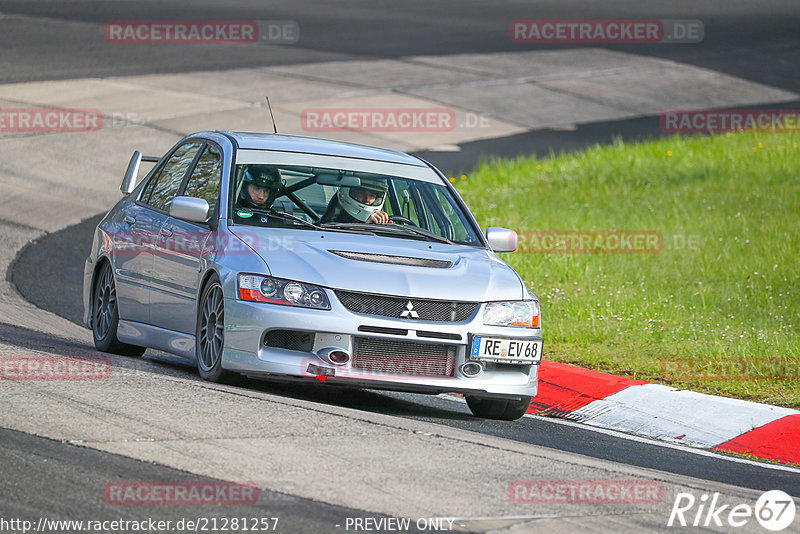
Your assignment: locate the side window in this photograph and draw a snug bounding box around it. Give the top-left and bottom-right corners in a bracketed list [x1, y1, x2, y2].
[140, 168, 159, 202]
[145, 141, 204, 211]
[183, 144, 222, 213]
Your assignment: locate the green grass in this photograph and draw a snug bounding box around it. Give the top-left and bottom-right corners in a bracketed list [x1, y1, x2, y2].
[452, 132, 800, 408]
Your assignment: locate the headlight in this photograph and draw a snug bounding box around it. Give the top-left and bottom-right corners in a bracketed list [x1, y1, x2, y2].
[483, 300, 540, 328]
[238, 274, 331, 310]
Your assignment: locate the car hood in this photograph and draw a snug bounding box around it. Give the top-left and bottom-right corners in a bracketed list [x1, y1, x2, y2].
[229, 227, 525, 302]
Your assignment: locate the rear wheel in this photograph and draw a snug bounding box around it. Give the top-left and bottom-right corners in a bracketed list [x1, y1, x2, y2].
[196, 274, 230, 382]
[92, 262, 146, 356]
[466, 395, 532, 421]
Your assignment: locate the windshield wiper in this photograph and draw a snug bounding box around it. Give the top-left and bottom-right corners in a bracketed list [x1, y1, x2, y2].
[398, 226, 455, 245]
[320, 222, 454, 245]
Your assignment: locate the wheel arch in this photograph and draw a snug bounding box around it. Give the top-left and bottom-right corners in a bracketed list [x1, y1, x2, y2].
[89, 255, 113, 327]
[198, 268, 222, 297]
[196, 268, 223, 317]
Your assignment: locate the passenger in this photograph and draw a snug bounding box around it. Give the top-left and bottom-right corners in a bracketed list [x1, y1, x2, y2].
[236, 167, 281, 210]
[319, 176, 392, 224]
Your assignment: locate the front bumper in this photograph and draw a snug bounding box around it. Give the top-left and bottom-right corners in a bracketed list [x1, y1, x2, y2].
[221, 295, 540, 398]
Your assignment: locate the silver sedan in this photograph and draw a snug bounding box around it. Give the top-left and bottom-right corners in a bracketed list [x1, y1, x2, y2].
[83, 131, 542, 420]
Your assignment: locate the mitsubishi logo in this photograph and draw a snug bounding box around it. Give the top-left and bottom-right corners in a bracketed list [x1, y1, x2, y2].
[400, 301, 419, 319]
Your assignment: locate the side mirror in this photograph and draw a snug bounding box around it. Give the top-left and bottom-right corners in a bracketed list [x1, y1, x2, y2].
[120, 151, 143, 195]
[170, 196, 210, 224]
[486, 227, 518, 253]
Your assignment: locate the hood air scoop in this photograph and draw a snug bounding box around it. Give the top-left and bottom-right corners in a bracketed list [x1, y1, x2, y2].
[328, 250, 453, 269]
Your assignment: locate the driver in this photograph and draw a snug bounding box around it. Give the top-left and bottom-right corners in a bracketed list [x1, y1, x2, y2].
[236, 166, 281, 210]
[320, 176, 392, 224]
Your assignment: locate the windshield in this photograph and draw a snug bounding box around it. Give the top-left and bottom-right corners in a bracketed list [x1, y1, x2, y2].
[229, 162, 482, 246]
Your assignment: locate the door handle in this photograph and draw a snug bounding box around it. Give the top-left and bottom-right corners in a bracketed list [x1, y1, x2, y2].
[160, 227, 174, 238]
[124, 215, 136, 225]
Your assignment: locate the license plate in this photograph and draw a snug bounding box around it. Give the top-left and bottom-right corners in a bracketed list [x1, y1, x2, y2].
[470, 336, 542, 364]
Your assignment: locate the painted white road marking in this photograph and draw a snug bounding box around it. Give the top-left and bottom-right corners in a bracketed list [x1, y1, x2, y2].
[571, 384, 799, 448]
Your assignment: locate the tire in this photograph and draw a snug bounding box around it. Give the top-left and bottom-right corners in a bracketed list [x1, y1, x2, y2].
[465, 395, 532, 421]
[92, 261, 146, 357]
[195, 274, 231, 382]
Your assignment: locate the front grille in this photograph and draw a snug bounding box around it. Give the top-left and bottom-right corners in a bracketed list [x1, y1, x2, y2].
[336, 291, 478, 322]
[263, 330, 315, 352]
[416, 330, 462, 341]
[358, 325, 409, 336]
[352, 337, 456, 377]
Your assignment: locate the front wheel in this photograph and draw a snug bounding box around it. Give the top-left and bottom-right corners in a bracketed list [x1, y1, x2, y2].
[92, 262, 146, 357]
[195, 274, 230, 382]
[466, 395, 532, 420]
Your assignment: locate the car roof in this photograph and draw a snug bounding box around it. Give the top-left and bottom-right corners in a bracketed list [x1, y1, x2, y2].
[216, 131, 427, 167]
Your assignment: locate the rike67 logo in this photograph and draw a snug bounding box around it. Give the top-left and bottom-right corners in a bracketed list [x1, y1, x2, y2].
[668, 490, 796, 531]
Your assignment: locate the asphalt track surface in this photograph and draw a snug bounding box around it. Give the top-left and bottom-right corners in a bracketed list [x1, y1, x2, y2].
[1, 425, 424, 533]
[4, 0, 800, 529]
[1, 0, 800, 173]
[1, 0, 799, 92]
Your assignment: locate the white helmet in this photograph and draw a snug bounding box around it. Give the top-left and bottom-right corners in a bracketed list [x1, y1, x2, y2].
[338, 177, 388, 222]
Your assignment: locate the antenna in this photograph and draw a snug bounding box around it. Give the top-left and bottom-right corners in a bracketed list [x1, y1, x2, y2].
[265, 96, 278, 134]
